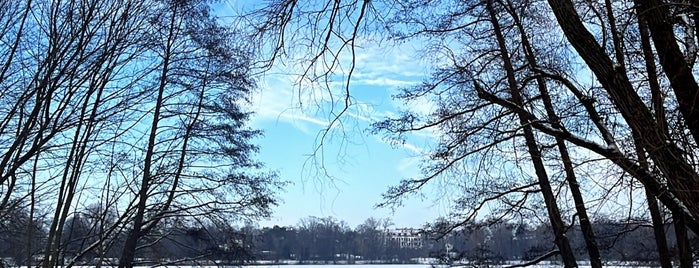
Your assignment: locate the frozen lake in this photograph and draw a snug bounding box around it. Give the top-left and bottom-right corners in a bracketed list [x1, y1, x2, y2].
[247, 264, 655, 268]
[265, 264, 651, 268]
[143, 264, 653, 268]
[28, 263, 660, 268]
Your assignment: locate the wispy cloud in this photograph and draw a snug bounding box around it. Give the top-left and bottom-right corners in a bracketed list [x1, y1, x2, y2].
[249, 37, 441, 153]
[249, 71, 331, 133]
[355, 78, 416, 87]
[336, 39, 429, 88]
[401, 142, 425, 155]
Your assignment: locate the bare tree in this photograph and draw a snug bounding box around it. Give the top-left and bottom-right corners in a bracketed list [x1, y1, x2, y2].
[117, 1, 282, 266]
[0, 0, 283, 266]
[251, 0, 699, 266]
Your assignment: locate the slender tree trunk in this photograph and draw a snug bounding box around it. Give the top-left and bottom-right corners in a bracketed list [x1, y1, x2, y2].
[139, 64, 206, 236]
[43, 28, 109, 267]
[27, 154, 39, 267]
[501, 0, 602, 265]
[0, 0, 31, 84]
[647, 192, 673, 268]
[633, 130, 673, 268]
[44, 99, 98, 267]
[673, 213, 693, 268]
[635, 14, 674, 268]
[486, 1, 577, 266]
[542, 89, 601, 268]
[118, 4, 178, 267]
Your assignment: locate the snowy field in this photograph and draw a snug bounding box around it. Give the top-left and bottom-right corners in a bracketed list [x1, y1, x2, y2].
[31, 264, 662, 268]
[244, 264, 658, 268]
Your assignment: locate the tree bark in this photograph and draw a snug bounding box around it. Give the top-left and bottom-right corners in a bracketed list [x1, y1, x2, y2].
[673, 212, 693, 268]
[501, 0, 602, 265]
[633, 0, 699, 144]
[636, 14, 673, 268]
[486, 1, 578, 266]
[647, 192, 673, 268]
[545, 0, 699, 232]
[118, 4, 178, 267]
[633, 129, 673, 268]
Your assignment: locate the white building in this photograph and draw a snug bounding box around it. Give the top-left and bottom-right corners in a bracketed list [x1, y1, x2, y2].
[385, 228, 423, 249]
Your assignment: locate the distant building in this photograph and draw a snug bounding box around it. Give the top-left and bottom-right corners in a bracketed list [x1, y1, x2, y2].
[385, 228, 423, 249]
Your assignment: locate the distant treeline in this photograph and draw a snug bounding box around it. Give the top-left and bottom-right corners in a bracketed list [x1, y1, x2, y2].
[2, 213, 696, 266]
[251, 216, 697, 265]
[0, 206, 255, 266]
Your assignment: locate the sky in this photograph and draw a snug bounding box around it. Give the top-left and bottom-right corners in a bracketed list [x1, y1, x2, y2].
[214, 1, 655, 231]
[245, 38, 453, 229]
[209, 1, 460, 229]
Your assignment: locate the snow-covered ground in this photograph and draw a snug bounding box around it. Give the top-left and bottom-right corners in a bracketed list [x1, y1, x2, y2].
[17, 263, 665, 268]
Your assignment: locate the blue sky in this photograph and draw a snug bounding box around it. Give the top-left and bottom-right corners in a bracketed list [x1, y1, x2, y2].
[219, 1, 656, 230]
[246, 38, 453, 228]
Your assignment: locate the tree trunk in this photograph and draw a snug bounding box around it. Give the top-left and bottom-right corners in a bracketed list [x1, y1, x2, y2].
[647, 192, 673, 268]
[673, 212, 693, 268]
[502, 0, 602, 265]
[546, 0, 699, 232]
[633, 0, 699, 143]
[636, 13, 673, 268]
[633, 130, 673, 268]
[486, 1, 578, 266]
[118, 4, 178, 267]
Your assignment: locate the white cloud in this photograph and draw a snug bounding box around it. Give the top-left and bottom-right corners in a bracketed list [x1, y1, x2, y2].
[249, 36, 442, 155]
[396, 156, 422, 175]
[401, 142, 424, 155]
[249, 70, 333, 132]
[355, 78, 416, 87]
